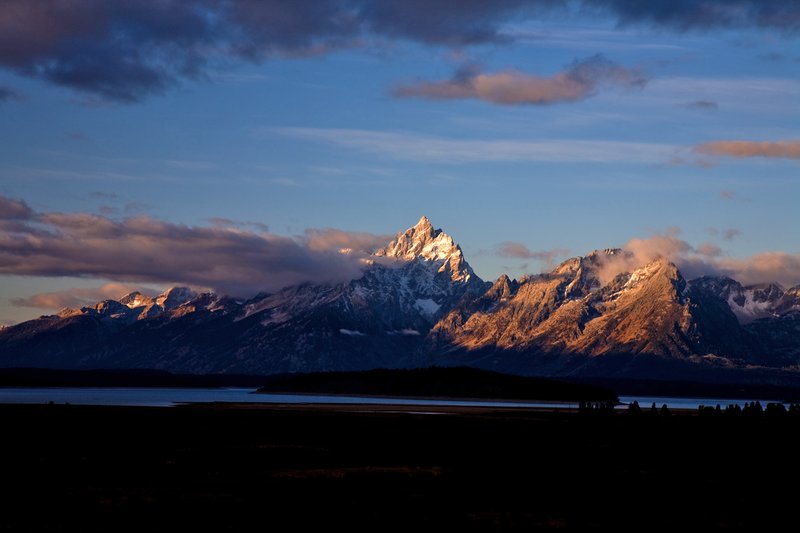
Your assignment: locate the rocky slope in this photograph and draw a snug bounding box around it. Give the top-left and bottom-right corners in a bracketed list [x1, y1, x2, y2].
[0, 218, 798, 380]
[0, 217, 487, 374]
[430, 252, 800, 377]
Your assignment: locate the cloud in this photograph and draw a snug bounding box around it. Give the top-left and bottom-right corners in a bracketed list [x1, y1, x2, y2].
[303, 228, 393, 253]
[88, 191, 119, 201]
[0, 0, 531, 102]
[696, 242, 723, 257]
[592, 231, 800, 288]
[719, 190, 736, 200]
[723, 228, 741, 241]
[394, 55, 646, 105]
[708, 227, 741, 240]
[0, 196, 34, 220]
[694, 140, 800, 160]
[3, 1, 797, 102]
[11, 283, 156, 310]
[0, 195, 389, 297]
[0, 86, 22, 103]
[583, 0, 800, 31]
[275, 127, 677, 164]
[685, 100, 718, 110]
[207, 217, 270, 233]
[496, 242, 569, 265]
[717, 252, 800, 288]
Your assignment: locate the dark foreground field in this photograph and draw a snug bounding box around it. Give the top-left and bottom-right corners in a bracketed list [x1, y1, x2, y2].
[1, 403, 799, 531]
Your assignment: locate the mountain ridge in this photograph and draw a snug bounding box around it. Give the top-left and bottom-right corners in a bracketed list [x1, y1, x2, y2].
[1, 217, 799, 382]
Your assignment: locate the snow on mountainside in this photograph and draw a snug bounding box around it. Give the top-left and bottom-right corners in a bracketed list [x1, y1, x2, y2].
[374, 216, 475, 283]
[0, 217, 798, 379]
[238, 216, 486, 338]
[429, 252, 788, 371]
[688, 277, 800, 324]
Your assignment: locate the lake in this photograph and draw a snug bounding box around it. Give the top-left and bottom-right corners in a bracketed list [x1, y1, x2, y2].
[0, 387, 783, 409]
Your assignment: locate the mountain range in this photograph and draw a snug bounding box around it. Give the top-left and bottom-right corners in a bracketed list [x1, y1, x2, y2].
[2, 216, 799, 382]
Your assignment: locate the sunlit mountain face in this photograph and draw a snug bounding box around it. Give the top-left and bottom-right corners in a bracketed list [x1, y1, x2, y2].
[1, 217, 798, 381]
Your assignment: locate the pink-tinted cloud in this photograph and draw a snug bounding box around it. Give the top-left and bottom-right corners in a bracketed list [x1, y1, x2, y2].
[0, 195, 388, 297]
[0, 196, 33, 220]
[394, 55, 646, 105]
[696, 242, 723, 257]
[593, 232, 800, 287]
[11, 283, 156, 310]
[496, 242, 570, 265]
[695, 140, 800, 160]
[716, 252, 800, 287]
[303, 228, 392, 253]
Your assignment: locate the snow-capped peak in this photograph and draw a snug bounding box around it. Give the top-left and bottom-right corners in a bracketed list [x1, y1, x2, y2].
[155, 287, 197, 310]
[118, 291, 153, 309]
[374, 216, 474, 282]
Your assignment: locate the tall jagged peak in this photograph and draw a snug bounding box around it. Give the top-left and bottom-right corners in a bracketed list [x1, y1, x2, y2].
[375, 215, 447, 260]
[415, 215, 433, 233]
[374, 216, 475, 282]
[486, 274, 516, 299]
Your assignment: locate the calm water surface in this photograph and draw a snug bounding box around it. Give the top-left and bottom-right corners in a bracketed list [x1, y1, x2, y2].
[0, 387, 783, 409]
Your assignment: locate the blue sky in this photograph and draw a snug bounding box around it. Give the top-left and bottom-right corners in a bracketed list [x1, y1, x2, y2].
[1, 1, 799, 324]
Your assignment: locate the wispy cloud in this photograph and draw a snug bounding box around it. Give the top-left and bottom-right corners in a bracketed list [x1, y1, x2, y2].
[496, 242, 569, 266]
[274, 127, 677, 164]
[685, 100, 718, 110]
[694, 140, 800, 160]
[0, 86, 23, 103]
[394, 54, 646, 106]
[708, 227, 742, 240]
[640, 77, 800, 113]
[723, 228, 741, 240]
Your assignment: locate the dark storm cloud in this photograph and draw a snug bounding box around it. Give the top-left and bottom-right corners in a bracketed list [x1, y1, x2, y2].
[0, 0, 529, 102]
[0, 195, 387, 297]
[1, 1, 797, 102]
[582, 0, 800, 31]
[358, 0, 541, 46]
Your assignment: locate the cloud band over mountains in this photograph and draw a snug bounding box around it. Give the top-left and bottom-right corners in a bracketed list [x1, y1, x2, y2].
[2, 195, 798, 309]
[1, 0, 798, 101]
[596, 233, 800, 288]
[0, 195, 388, 297]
